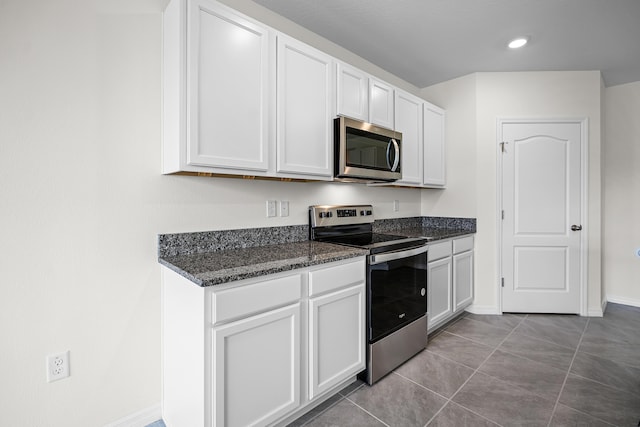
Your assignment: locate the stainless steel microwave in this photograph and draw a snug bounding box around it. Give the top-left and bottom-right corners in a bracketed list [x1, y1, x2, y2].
[334, 116, 402, 182]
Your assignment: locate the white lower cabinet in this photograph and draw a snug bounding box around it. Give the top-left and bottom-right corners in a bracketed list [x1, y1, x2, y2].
[427, 236, 474, 332]
[308, 284, 365, 399]
[162, 257, 366, 427]
[427, 255, 453, 328]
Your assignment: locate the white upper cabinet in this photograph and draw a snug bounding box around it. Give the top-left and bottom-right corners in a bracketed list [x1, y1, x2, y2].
[423, 102, 446, 187]
[276, 35, 334, 178]
[369, 78, 394, 129]
[163, 0, 272, 174]
[394, 90, 424, 186]
[336, 63, 369, 122]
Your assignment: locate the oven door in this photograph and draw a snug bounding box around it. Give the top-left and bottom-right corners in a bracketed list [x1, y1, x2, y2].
[368, 245, 428, 343]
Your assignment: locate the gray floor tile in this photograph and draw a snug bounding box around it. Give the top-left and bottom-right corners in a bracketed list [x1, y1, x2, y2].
[570, 351, 640, 394]
[523, 313, 588, 334]
[499, 329, 576, 371]
[286, 394, 345, 427]
[427, 402, 500, 427]
[478, 349, 567, 399]
[444, 318, 512, 348]
[464, 312, 525, 330]
[452, 372, 556, 426]
[395, 350, 475, 397]
[582, 317, 640, 345]
[549, 404, 615, 427]
[514, 319, 582, 349]
[338, 379, 365, 397]
[426, 331, 494, 369]
[347, 372, 447, 427]
[579, 334, 640, 369]
[559, 374, 640, 426]
[302, 399, 386, 427]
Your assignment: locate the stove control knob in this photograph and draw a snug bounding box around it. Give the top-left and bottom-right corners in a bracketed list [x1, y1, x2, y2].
[360, 210, 365, 216]
[366, 210, 372, 215]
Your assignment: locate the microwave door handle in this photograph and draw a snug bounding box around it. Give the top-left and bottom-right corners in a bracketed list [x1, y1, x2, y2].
[386, 139, 400, 171]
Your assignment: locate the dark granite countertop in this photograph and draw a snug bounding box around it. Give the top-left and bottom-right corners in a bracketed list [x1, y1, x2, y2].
[159, 240, 367, 287]
[158, 216, 475, 288]
[396, 227, 475, 242]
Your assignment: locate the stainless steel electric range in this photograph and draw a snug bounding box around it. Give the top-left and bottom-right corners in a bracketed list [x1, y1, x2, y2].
[309, 205, 428, 385]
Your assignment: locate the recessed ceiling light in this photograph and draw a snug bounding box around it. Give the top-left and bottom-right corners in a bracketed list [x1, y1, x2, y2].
[508, 37, 528, 49]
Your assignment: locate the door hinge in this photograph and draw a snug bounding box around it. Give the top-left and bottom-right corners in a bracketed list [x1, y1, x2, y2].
[501, 210, 505, 220]
[500, 141, 509, 152]
[501, 278, 504, 288]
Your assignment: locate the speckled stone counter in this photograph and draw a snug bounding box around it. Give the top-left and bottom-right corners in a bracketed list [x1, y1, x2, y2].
[374, 216, 476, 241]
[159, 240, 367, 287]
[158, 216, 475, 287]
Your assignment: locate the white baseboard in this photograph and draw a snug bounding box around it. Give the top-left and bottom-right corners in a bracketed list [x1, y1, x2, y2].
[606, 295, 640, 308]
[465, 304, 500, 315]
[104, 404, 161, 427]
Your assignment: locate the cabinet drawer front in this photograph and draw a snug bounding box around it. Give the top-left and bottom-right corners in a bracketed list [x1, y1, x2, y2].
[212, 274, 302, 324]
[453, 236, 474, 254]
[309, 259, 365, 297]
[428, 240, 452, 262]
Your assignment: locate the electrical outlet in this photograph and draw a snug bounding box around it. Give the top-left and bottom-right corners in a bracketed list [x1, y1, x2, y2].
[46, 351, 70, 382]
[266, 200, 277, 217]
[280, 201, 289, 217]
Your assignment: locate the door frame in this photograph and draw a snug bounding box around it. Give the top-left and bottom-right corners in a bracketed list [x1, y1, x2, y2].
[496, 118, 589, 316]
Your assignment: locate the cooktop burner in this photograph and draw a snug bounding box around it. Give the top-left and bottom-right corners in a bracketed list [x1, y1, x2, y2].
[309, 205, 427, 254]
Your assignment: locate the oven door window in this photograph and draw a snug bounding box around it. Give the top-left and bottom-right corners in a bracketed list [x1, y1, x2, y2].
[368, 250, 427, 342]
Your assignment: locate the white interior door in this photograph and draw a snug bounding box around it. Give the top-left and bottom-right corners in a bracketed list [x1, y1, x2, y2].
[501, 120, 583, 313]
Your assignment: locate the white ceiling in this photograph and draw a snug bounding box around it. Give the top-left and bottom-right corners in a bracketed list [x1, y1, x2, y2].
[252, 0, 640, 88]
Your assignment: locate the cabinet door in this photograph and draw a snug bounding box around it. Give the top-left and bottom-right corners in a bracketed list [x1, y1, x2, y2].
[212, 303, 300, 427]
[277, 35, 333, 177]
[454, 251, 474, 312]
[423, 103, 446, 187]
[395, 91, 423, 185]
[187, 0, 270, 171]
[336, 63, 369, 121]
[369, 78, 394, 129]
[309, 284, 365, 399]
[427, 256, 452, 331]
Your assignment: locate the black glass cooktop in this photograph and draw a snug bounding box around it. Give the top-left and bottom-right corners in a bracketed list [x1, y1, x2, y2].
[321, 232, 427, 254]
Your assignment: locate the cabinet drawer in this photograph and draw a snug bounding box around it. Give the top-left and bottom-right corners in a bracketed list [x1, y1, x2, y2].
[309, 259, 365, 297]
[428, 240, 452, 262]
[211, 274, 302, 324]
[453, 236, 474, 254]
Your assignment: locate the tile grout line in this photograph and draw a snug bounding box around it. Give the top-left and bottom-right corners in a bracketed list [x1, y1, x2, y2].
[342, 395, 391, 427]
[422, 314, 531, 427]
[545, 316, 591, 427]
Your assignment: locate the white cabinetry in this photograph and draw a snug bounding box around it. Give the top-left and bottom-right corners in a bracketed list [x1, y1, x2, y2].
[369, 78, 394, 129]
[394, 90, 424, 185]
[308, 261, 365, 399]
[423, 102, 446, 187]
[163, 0, 272, 175]
[427, 236, 474, 332]
[161, 257, 366, 427]
[277, 35, 334, 178]
[212, 304, 300, 427]
[336, 62, 369, 122]
[453, 237, 474, 311]
[427, 240, 453, 328]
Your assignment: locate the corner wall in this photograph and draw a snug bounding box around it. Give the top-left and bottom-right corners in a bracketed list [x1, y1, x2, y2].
[603, 81, 640, 306]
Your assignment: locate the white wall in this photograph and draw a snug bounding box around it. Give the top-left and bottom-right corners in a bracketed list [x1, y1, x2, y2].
[420, 74, 477, 217]
[0, 0, 421, 425]
[422, 71, 603, 315]
[603, 81, 640, 306]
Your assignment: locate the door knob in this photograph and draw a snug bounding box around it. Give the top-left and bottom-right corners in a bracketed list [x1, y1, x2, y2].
[571, 225, 582, 231]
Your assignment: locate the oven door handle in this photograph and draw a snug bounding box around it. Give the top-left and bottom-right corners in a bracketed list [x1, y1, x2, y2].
[369, 244, 428, 265]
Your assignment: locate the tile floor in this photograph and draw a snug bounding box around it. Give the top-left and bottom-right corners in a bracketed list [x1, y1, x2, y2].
[287, 303, 640, 427]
